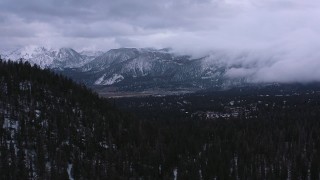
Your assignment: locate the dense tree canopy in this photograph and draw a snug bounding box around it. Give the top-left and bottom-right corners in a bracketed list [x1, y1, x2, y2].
[1, 58, 320, 179]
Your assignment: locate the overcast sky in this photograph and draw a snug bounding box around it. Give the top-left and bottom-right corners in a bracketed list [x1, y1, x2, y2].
[0, 0, 318, 51]
[1, 0, 320, 82]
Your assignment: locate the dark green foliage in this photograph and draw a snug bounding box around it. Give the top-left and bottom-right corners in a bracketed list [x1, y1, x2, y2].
[114, 84, 320, 180]
[0, 59, 134, 179]
[1, 58, 320, 179]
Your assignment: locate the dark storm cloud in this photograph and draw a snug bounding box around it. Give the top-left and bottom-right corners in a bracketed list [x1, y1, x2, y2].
[1, 0, 320, 82]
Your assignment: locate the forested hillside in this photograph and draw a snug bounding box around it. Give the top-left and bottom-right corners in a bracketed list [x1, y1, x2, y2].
[1, 58, 320, 179]
[0, 59, 137, 179]
[115, 85, 320, 180]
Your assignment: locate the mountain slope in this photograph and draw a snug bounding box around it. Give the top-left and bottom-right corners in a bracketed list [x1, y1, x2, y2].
[0, 59, 136, 179]
[2, 58, 246, 179]
[1, 47, 251, 92]
[1, 46, 100, 69]
[58, 48, 246, 91]
[2, 58, 320, 179]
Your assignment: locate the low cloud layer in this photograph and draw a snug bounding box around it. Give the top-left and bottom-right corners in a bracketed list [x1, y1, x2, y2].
[1, 0, 320, 82]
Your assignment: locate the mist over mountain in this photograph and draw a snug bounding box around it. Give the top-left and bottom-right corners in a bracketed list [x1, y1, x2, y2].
[1, 0, 320, 84]
[3, 49, 320, 179]
[2, 0, 320, 179]
[1, 45, 319, 95]
[2, 45, 320, 93]
[0, 46, 255, 92]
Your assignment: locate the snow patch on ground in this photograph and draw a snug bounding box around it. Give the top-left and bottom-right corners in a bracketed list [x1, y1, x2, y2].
[67, 164, 74, 180]
[99, 142, 109, 149]
[94, 74, 106, 85]
[173, 168, 178, 180]
[3, 118, 19, 131]
[94, 74, 124, 85]
[123, 57, 152, 76]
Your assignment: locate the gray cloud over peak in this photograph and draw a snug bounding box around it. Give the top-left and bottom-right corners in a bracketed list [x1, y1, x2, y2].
[1, 0, 320, 82]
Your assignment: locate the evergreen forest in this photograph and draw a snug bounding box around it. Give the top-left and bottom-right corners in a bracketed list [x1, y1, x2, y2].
[1, 58, 320, 179]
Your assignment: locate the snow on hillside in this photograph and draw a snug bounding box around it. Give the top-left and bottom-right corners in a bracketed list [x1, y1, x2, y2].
[94, 74, 124, 85]
[0, 46, 101, 69]
[0, 47, 254, 89]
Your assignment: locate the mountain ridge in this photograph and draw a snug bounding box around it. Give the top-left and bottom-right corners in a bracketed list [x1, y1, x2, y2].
[0, 46, 251, 92]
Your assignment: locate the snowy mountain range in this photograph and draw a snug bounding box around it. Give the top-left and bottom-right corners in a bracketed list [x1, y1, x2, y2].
[0, 46, 250, 91]
[0, 46, 101, 69]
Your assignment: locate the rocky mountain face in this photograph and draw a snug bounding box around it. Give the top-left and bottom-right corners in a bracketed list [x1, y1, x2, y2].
[0, 46, 95, 69]
[0, 46, 248, 92]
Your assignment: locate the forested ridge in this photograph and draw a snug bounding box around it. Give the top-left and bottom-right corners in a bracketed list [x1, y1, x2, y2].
[0, 59, 136, 179]
[1, 58, 320, 179]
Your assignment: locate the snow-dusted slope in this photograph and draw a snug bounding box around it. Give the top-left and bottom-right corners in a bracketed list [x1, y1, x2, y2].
[52, 48, 87, 68]
[1, 46, 253, 90]
[63, 48, 231, 90]
[94, 74, 124, 85]
[4, 46, 56, 68]
[79, 48, 192, 86]
[82, 48, 140, 72]
[1, 46, 100, 69]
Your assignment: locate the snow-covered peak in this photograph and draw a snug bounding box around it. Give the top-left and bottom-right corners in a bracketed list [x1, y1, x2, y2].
[2, 46, 57, 68]
[84, 48, 140, 70]
[0, 46, 97, 69]
[55, 48, 81, 62]
[6, 45, 51, 60]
